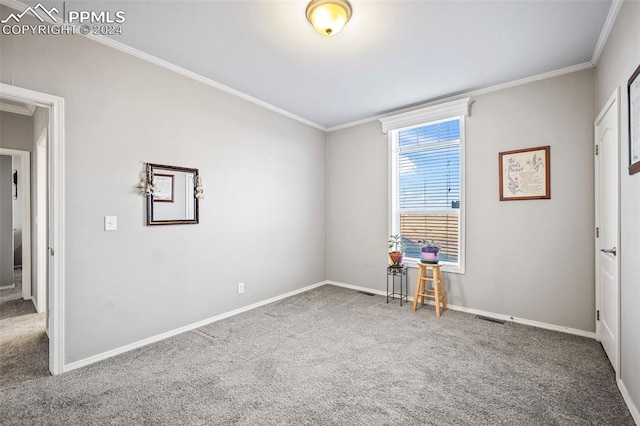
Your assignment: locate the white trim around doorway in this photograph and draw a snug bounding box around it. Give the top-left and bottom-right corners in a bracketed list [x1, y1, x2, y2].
[0, 83, 65, 375]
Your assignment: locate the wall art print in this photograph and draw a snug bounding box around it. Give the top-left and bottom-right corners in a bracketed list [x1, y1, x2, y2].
[499, 145, 550, 201]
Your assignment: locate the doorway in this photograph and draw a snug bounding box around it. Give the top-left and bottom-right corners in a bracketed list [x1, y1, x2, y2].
[0, 83, 65, 375]
[0, 149, 30, 299]
[1, 134, 47, 388]
[594, 88, 621, 376]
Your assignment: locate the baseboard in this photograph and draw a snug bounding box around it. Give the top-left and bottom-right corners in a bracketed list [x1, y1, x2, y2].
[618, 378, 640, 425]
[63, 280, 327, 373]
[30, 295, 45, 313]
[325, 280, 388, 297]
[439, 302, 596, 339]
[326, 280, 596, 339]
[63, 279, 596, 373]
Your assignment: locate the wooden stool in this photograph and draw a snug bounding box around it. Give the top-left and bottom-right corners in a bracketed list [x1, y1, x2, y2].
[412, 263, 448, 316]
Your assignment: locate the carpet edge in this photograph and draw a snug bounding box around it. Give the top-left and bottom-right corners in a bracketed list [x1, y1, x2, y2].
[63, 280, 327, 373]
[325, 280, 596, 339]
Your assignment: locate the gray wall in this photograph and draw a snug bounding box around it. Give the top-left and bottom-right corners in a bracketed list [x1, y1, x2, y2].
[327, 69, 596, 332]
[595, 0, 640, 413]
[0, 111, 34, 287]
[1, 13, 327, 363]
[326, 121, 389, 285]
[0, 155, 13, 287]
[0, 111, 34, 152]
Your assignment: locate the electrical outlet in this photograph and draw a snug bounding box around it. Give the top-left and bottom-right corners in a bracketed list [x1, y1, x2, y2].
[238, 282, 244, 294]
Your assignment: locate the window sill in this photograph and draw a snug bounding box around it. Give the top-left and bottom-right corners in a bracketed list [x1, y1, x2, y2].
[402, 258, 465, 275]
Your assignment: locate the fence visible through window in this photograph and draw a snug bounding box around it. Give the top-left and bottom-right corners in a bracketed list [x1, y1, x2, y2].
[400, 213, 459, 263]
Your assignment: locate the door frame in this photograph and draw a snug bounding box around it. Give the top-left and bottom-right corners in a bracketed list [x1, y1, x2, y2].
[594, 87, 621, 378]
[0, 148, 31, 300]
[35, 130, 47, 314]
[0, 83, 65, 375]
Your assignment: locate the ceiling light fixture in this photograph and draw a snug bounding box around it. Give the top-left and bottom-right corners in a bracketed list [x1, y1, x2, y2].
[306, 0, 352, 37]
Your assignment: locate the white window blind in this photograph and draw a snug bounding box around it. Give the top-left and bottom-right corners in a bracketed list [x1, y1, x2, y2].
[392, 118, 462, 267]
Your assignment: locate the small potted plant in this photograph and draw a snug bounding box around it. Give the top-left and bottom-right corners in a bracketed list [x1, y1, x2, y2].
[388, 234, 406, 266]
[417, 239, 441, 263]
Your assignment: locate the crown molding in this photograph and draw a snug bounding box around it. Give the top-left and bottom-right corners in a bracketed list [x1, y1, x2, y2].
[379, 97, 470, 133]
[1, 0, 610, 134]
[83, 34, 327, 131]
[0, 0, 327, 132]
[327, 61, 594, 132]
[591, 0, 623, 65]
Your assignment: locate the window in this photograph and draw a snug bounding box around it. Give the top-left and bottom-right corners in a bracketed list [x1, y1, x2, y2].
[387, 111, 466, 273]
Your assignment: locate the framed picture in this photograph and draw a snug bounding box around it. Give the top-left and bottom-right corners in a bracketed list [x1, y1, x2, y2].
[153, 173, 174, 202]
[499, 145, 550, 201]
[628, 64, 640, 175]
[12, 169, 17, 200]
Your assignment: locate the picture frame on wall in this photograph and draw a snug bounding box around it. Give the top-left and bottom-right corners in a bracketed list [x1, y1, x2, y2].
[12, 169, 17, 200]
[153, 173, 174, 202]
[499, 145, 550, 201]
[628, 64, 640, 175]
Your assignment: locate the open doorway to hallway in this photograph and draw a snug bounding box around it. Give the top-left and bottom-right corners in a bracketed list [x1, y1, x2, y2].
[0, 83, 65, 376]
[0, 104, 50, 388]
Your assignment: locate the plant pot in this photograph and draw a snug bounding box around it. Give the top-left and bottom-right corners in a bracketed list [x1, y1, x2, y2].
[389, 251, 404, 266]
[421, 247, 438, 262]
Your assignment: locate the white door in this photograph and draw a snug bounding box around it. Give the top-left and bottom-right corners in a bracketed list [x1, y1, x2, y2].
[595, 89, 620, 373]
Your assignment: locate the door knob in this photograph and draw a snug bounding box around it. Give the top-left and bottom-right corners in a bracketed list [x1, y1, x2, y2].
[600, 247, 616, 256]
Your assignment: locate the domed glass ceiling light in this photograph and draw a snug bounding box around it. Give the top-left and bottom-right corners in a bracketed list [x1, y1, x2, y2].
[306, 0, 352, 36]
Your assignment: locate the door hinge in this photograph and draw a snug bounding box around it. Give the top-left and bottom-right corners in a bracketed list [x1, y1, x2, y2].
[595, 145, 599, 156]
[597, 310, 600, 321]
[596, 227, 599, 238]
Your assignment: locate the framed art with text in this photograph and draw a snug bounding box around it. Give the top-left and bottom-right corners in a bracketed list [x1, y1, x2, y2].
[499, 145, 550, 201]
[628, 64, 640, 175]
[153, 173, 174, 202]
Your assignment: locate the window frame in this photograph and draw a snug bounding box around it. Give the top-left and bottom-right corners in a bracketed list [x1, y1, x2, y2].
[388, 116, 466, 274]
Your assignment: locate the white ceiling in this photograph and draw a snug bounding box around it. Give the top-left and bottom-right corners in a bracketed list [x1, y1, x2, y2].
[17, 1, 614, 129]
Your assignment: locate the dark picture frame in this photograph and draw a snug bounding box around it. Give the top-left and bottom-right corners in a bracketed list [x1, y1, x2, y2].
[499, 145, 550, 201]
[12, 169, 17, 200]
[628, 64, 640, 175]
[146, 163, 199, 225]
[153, 173, 174, 203]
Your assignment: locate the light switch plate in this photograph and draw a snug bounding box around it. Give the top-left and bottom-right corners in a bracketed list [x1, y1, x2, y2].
[104, 216, 117, 231]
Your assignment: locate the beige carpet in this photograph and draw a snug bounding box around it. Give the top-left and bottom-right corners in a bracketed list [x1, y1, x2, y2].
[0, 267, 49, 389]
[0, 285, 633, 425]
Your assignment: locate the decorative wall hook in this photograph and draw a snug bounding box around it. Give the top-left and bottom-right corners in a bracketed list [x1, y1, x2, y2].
[195, 174, 205, 199]
[137, 163, 156, 196]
